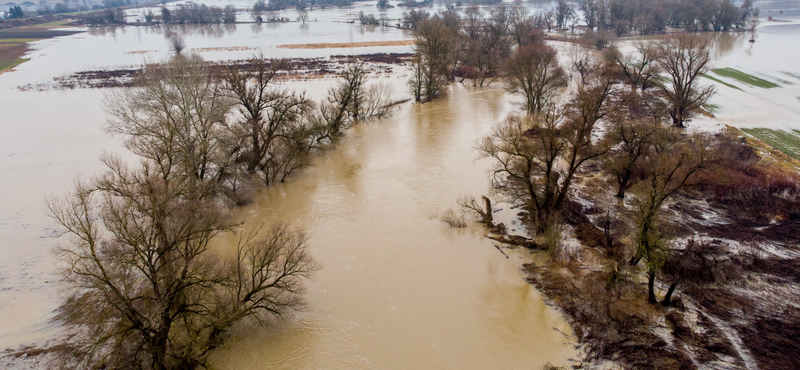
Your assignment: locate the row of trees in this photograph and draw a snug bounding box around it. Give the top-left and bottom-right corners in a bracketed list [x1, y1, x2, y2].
[409, 5, 715, 128]
[253, 0, 351, 12]
[49, 54, 393, 369]
[577, 0, 757, 34]
[407, 5, 550, 100]
[158, 4, 237, 24]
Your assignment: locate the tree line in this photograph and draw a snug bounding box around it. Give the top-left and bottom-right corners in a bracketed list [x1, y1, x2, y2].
[407, 5, 736, 305]
[48, 53, 393, 369]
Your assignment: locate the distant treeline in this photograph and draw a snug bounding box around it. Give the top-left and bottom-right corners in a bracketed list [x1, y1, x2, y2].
[5, 0, 140, 18]
[572, 0, 758, 35]
[252, 0, 352, 12]
[159, 4, 236, 24]
[397, 0, 757, 36]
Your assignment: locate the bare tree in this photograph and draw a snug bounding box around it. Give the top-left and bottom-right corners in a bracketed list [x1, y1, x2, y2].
[478, 77, 612, 230]
[463, 5, 484, 40]
[555, 0, 574, 28]
[359, 81, 395, 119]
[47, 157, 318, 370]
[627, 132, 709, 303]
[410, 18, 455, 102]
[297, 9, 308, 23]
[510, 7, 536, 47]
[609, 42, 661, 90]
[604, 117, 666, 198]
[505, 42, 567, 114]
[581, 0, 601, 31]
[105, 55, 232, 184]
[656, 34, 715, 128]
[224, 57, 315, 186]
[568, 44, 600, 85]
[168, 33, 186, 55]
[407, 54, 425, 102]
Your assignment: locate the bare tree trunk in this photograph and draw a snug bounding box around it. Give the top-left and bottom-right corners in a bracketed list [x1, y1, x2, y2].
[648, 270, 658, 303]
[482, 195, 493, 226]
[661, 278, 679, 306]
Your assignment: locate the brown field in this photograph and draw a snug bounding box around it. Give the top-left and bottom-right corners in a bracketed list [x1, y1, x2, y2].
[278, 40, 414, 49]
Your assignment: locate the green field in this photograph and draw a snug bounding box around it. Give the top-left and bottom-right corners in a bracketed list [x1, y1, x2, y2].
[741, 128, 800, 161]
[0, 58, 29, 72]
[711, 68, 781, 88]
[702, 74, 743, 90]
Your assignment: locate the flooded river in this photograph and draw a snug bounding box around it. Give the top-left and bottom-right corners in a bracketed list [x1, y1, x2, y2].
[2, 0, 800, 367]
[0, 15, 578, 367]
[211, 85, 576, 369]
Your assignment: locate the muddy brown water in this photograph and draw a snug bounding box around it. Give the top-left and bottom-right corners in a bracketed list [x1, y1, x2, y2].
[4, 1, 799, 364]
[208, 85, 577, 369]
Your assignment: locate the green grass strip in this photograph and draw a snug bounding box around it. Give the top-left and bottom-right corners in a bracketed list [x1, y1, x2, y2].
[712, 68, 780, 88]
[741, 128, 800, 161]
[702, 74, 743, 90]
[0, 58, 30, 72]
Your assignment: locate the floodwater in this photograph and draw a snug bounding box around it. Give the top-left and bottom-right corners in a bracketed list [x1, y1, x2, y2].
[210, 85, 576, 369]
[2, 0, 799, 366]
[704, 22, 800, 130]
[0, 3, 578, 367]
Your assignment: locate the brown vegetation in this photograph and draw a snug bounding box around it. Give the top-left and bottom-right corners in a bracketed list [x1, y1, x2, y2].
[20, 53, 413, 91]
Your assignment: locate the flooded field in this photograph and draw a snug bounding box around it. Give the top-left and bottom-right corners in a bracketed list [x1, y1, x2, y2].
[2, 0, 800, 368]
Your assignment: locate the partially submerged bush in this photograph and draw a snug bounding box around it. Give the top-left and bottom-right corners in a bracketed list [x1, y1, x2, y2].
[440, 208, 467, 228]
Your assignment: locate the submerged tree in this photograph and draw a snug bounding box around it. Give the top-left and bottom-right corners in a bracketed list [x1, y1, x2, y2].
[408, 18, 455, 102]
[505, 42, 567, 114]
[609, 42, 661, 91]
[48, 157, 318, 369]
[105, 54, 232, 184]
[224, 57, 314, 186]
[479, 73, 613, 230]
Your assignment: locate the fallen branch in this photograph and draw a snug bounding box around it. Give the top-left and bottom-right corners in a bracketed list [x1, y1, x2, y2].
[493, 243, 510, 259]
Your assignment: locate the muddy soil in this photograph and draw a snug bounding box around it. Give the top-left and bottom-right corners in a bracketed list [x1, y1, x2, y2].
[17, 52, 413, 90]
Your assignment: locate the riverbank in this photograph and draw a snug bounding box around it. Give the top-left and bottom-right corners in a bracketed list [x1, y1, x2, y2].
[490, 127, 800, 369]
